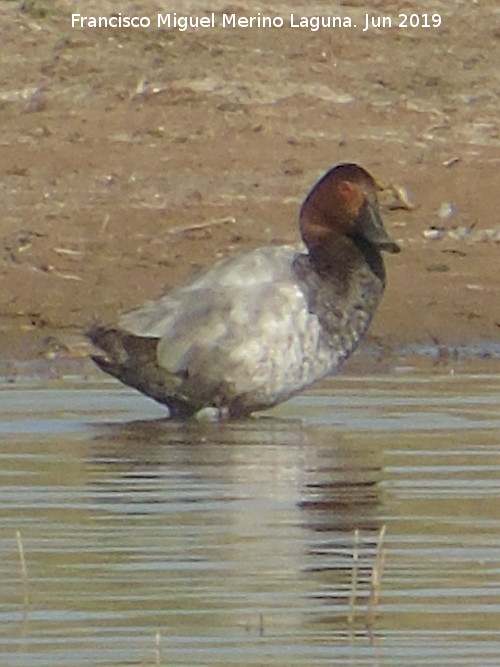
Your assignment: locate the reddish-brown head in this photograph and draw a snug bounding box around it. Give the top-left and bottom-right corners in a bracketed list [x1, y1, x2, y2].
[299, 163, 400, 254]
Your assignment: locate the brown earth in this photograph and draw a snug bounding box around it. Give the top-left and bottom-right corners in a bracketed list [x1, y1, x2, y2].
[1, 0, 499, 368]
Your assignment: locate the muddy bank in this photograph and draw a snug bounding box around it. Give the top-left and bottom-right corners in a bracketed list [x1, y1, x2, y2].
[1, 0, 499, 363]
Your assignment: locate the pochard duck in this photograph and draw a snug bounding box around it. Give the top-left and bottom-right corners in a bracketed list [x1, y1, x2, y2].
[88, 163, 400, 418]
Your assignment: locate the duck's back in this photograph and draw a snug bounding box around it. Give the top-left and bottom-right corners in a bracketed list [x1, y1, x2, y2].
[118, 246, 301, 337]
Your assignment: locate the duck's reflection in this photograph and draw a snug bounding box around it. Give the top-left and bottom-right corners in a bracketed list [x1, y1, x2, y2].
[86, 415, 384, 638]
[88, 415, 382, 522]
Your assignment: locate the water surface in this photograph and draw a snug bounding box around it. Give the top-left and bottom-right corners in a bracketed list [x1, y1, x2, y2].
[1, 372, 500, 666]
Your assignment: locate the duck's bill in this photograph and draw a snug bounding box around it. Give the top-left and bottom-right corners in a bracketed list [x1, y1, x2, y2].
[356, 201, 401, 254]
[378, 239, 401, 254]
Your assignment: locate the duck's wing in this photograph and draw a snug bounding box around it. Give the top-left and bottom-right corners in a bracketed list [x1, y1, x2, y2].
[117, 245, 301, 338]
[115, 246, 318, 400]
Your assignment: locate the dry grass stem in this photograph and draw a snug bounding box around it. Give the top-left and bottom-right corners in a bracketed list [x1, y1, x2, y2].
[16, 530, 30, 607]
[168, 216, 236, 236]
[368, 524, 387, 612]
[99, 213, 110, 236]
[16, 530, 28, 582]
[347, 528, 360, 625]
[154, 630, 162, 665]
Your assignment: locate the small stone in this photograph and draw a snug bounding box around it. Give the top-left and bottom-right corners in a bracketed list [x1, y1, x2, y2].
[423, 227, 445, 240]
[438, 202, 455, 220]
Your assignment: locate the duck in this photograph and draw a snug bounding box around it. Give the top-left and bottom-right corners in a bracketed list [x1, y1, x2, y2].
[87, 162, 400, 418]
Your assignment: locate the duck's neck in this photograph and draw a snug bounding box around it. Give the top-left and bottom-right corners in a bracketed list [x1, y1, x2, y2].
[308, 234, 387, 285]
[293, 234, 386, 355]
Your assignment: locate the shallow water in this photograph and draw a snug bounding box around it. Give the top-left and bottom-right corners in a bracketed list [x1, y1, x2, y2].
[1, 372, 500, 666]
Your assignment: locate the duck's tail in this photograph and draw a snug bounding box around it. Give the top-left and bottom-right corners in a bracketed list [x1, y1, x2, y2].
[87, 321, 155, 371]
[86, 322, 196, 418]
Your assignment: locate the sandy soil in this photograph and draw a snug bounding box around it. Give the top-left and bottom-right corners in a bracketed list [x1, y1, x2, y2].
[1, 0, 499, 366]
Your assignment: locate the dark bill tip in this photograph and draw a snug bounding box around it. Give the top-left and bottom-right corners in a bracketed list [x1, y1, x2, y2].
[380, 241, 401, 254]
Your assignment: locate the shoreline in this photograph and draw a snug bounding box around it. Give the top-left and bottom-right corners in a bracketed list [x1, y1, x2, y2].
[3, 343, 500, 385]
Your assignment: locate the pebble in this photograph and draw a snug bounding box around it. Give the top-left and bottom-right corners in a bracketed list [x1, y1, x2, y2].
[422, 225, 500, 242]
[437, 202, 456, 220]
[422, 227, 445, 240]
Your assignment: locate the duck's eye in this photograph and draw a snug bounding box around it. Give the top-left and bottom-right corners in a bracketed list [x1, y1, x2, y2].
[339, 181, 363, 212]
[338, 181, 357, 198]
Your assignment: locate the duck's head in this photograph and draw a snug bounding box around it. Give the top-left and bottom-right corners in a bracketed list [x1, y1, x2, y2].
[299, 163, 400, 255]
